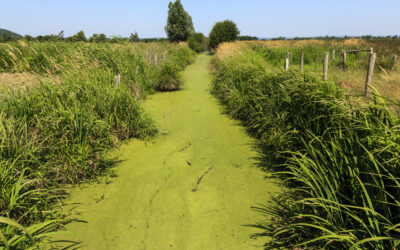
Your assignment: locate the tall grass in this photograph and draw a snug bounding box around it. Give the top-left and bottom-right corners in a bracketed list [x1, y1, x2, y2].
[0, 41, 195, 248]
[211, 46, 400, 249]
[0, 41, 195, 92]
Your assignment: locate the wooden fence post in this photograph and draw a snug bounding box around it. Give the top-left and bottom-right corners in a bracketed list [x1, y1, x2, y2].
[285, 52, 290, 71]
[300, 53, 304, 72]
[370, 47, 374, 53]
[154, 53, 158, 66]
[365, 53, 377, 97]
[341, 50, 347, 71]
[332, 50, 335, 61]
[323, 52, 329, 81]
[115, 74, 121, 87]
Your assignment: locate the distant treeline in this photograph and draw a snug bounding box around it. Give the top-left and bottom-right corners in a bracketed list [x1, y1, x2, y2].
[238, 35, 259, 41]
[1, 29, 400, 43]
[268, 35, 400, 41]
[0, 30, 169, 43]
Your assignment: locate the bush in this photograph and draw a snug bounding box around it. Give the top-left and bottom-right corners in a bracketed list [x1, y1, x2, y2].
[188, 33, 207, 53]
[209, 20, 239, 51]
[157, 61, 181, 90]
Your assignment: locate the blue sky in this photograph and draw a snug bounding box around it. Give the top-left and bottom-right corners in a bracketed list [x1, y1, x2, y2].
[1, 0, 399, 38]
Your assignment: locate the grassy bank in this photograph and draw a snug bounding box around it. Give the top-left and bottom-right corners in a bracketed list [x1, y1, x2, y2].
[0, 41, 195, 248]
[211, 43, 400, 249]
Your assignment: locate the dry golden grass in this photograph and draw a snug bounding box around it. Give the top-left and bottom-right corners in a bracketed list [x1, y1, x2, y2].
[0, 72, 62, 93]
[215, 42, 248, 60]
[0, 72, 38, 88]
[329, 65, 400, 101]
[246, 38, 368, 49]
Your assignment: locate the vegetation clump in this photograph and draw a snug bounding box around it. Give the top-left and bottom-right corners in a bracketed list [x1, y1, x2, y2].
[188, 33, 208, 53]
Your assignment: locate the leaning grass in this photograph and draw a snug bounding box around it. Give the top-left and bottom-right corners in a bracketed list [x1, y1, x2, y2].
[211, 44, 400, 249]
[0, 41, 195, 248]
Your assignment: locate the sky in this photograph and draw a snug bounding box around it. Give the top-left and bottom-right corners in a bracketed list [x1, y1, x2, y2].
[1, 0, 399, 38]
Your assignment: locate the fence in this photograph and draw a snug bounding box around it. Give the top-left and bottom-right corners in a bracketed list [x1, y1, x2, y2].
[284, 48, 382, 97]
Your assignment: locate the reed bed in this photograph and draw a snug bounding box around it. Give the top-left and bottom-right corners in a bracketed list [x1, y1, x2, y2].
[0, 41, 195, 248]
[211, 45, 400, 249]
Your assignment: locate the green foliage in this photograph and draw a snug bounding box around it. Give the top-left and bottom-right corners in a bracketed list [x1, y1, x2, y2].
[89, 33, 107, 43]
[67, 31, 87, 42]
[211, 48, 400, 249]
[156, 61, 181, 91]
[165, 0, 194, 42]
[208, 20, 239, 51]
[187, 33, 207, 53]
[0, 216, 74, 249]
[130, 32, 139, 43]
[0, 41, 195, 248]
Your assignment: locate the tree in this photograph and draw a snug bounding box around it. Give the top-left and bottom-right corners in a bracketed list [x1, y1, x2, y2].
[130, 32, 139, 42]
[208, 20, 239, 51]
[24, 35, 33, 41]
[98, 33, 107, 42]
[69, 31, 87, 42]
[58, 30, 64, 40]
[89, 33, 107, 43]
[165, 0, 194, 42]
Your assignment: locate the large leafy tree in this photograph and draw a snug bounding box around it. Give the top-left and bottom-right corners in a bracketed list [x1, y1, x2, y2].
[209, 20, 239, 51]
[165, 0, 194, 42]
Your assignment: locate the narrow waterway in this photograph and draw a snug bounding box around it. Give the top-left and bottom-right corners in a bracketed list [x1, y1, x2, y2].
[54, 54, 279, 249]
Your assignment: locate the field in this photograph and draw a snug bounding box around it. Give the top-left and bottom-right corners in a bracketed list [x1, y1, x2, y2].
[0, 41, 195, 248]
[211, 39, 400, 249]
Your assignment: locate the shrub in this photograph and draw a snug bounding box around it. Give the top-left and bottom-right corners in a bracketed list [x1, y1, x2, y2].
[188, 33, 207, 53]
[157, 61, 181, 90]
